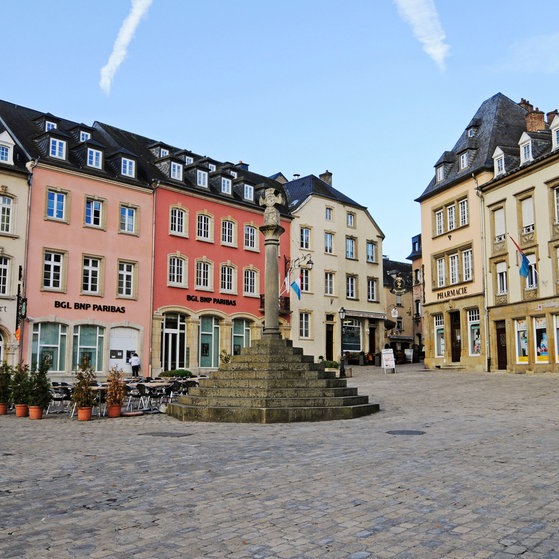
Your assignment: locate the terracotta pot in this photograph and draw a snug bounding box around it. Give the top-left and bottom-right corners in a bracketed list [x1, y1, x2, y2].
[28, 405, 43, 420]
[77, 407, 93, 421]
[0, 402, 7, 415]
[15, 403, 29, 417]
[107, 404, 122, 418]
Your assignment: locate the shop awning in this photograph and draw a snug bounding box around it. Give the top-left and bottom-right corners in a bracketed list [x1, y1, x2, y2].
[345, 309, 387, 320]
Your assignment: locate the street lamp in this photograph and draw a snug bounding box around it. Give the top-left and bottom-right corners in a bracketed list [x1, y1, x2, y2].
[339, 306, 346, 378]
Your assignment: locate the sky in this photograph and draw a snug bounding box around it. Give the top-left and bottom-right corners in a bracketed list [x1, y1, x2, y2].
[2, 0, 559, 261]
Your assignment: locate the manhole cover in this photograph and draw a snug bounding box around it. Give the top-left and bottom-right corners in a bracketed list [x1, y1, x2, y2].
[386, 430, 426, 436]
[139, 432, 192, 438]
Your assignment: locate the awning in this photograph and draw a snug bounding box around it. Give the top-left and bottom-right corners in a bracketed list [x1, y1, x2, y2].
[345, 309, 387, 320]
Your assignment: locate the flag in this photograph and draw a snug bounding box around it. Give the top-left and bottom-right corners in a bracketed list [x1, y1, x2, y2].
[509, 235, 530, 278]
[290, 275, 302, 300]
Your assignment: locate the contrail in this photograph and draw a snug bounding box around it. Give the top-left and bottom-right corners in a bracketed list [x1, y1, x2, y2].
[394, 0, 449, 71]
[99, 0, 153, 94]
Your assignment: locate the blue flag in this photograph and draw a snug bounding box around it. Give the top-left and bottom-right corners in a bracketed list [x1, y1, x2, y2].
[290, 276, 301, 300]
[509, 236, 530, 278]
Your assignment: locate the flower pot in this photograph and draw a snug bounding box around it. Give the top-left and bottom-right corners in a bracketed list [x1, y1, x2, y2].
[0, 402, 7, 415]
[28, 405, 43, 420]
[15, 403, 29, 417]
[77, 406, 93, 421]
[107, 404, 122, 418]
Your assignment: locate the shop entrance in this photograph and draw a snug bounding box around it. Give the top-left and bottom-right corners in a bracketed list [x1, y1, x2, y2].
[496, 321, 507, 370]
[450, 311, 461, 362]
[325, 323, 334, 361]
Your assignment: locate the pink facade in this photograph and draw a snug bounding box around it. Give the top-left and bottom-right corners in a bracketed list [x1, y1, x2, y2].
[21, 165, 154, 378]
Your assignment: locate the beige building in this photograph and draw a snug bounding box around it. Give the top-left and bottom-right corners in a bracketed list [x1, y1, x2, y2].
[481, 107, 559, 372]
[407, 234, 424, 356]
[282, 172, 386, 364]
[416, 93, 529, 371]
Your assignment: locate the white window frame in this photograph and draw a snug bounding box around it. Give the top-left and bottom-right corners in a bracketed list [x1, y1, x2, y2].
[243, 184, 254, 201]
[0, 256, 8, 295]
[301, 268, 310, 292]
[367, 277, 377, 301]
[521, 197, 534, 234]
[300, 227, 310, 249]
[87, 148, 102, 169]
[299, 312, 311, 339]
[435, 209, 444, 235]
[554, 188, 559, 224]
[47, 190, 67, 221]
[494, 207, 505, 242]
[346, 237, 356, 259]
[366, 241, 376, 263]
[459, 198, 469, 227]
[243, 268, 257, 296]
[526, 254, 538, 290]
[495, 155, 505, 175]
[436, 257, 445, 287]
[43, 250, 64, 290]
[221, 219, 235, 246]
[196, 214, 212, 241]
[117, 261, 135, 297]
[0, 145, 9, 163]
[168, 255, 186, 287]
[80, 131, 91, 142]
[324, 272, 334, 296]
[347, 212, 355, 227]
[244, 225, 257, 250]
[120, 205, 137, 234]
[197, 170, 208, 187]
[170, 207, 187, 236]
[170, 161, 183, 180]
[346, 275, 357, 299]
[82, 256, 102, 295]
[220, 264, 236, 293]
[521, 141, 532, 164]
[0, 195, 13, 234]
[436, 166, 444, 182]
[462, 249, 473, 281]
[447, 205, 456, 231]
[221, 177, 232, 194]
[449, 253, 459, 284]
[49, 138, 66, 159]
[85, 198, 103, 228]
[459, 152, 469, 169]
[121, 158, 135, 177]
[496, 261, 507, 295]
[325, 207, 333, 221]
[195, 260, 212, 290]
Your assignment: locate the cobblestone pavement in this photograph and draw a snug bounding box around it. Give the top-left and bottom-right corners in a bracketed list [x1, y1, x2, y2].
[2, 364, 559, 559]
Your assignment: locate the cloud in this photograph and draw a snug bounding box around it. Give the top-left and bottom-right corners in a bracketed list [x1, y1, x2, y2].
[394, 0, 449, 71]
[99, 0, 153, 94]
[497, 33, 559, 74]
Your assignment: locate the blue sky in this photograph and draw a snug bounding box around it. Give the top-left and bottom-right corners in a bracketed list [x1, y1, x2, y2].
[3, 0, 559, 260]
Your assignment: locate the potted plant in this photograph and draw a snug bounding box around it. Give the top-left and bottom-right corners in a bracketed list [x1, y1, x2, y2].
[10, 363, 30, 417]
[106, 366, 125, 418]
[72, 360, 97, 421]
[0, 362, 11, 415]
[28, 357, 53, 420]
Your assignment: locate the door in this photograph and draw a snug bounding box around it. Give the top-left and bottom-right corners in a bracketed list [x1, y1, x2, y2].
[325, 323, 334, 361]
[496, 321, 507, 370]
[200, 316, 220, 368]
[450, 311, 461, 362]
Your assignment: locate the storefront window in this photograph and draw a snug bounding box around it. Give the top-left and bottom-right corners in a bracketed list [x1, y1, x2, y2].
[232, 319, 251, 355]
[555, 315, 559, 363]
[161, 312, 188, 371]
[468, 308, 481, 355]
[32, 322, 67, 372]
[200, 316, 220, 368]
[342, 318, 361, 352]
[534, 317, 548, 363]
[72, 325, 105, 371]
[434, 314, 444, 357]
[515, 319, 528, 364]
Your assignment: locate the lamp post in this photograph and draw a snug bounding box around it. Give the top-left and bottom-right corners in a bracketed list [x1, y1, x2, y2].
[339, 306, 346, 378]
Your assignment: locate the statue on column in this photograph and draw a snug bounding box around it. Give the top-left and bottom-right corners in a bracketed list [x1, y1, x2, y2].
[259, 188, 284, 226]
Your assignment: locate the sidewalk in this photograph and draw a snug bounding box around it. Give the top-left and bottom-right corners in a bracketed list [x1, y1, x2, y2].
[1, 365, 559, 558]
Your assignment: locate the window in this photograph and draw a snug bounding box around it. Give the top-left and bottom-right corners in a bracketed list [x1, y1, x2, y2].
[31, 322, 67, 372]
[221, 219, 235, 245]
[495, 155, 505, 175]
[521, 141, 532, 164]
[436, 166, 444, 182]
[168, 255, 186, 286]
[87, 148, 102, 169]
[72, 325, 104, 372]
[0, 145, 9, 162]
[554, 188, 559, 223]
[366, 241, 377, 263]
[49, 138, 66, 159]
[244, 225, 257, 250]
[447, 205, 456, 231]
[459, 198, 469, 227]
[414, 268, 421, 284]
[463, 249, 473, 281]
[436, 257, 445, 288]
[43, 251, 64, 290]
[121, 158, 135, 177]
[170, 207, 187, 236]
[300, 227, 310, 249]
[220, 265, 235, 293]
[346, 237, 356, 259]
[47, 190, 67, 221]
[468, 308, 481, 355]
[120, 205, 137, 234]
[0, 257, 9, 295]
[160, 148, 169, 157]
[80, 131, 91, 142]
[117, 261, 135, 297]
[243, 268, 257, 296]
[496, 261, 507, 295]
[324, 272, 334, 296]
[435, 209, 444, 235]
[347, 212, 355, 227]
[342, 318, 362, 352]
[449, 253, 459, 284]
[244, 184, 254, 201]
[209, 163, 216, 172]
[459, 152, 469, 169]
[493, 207, 505, 242]
[367, 277, 377, 301]
[197, 170, 208, 187]
[325, 207, 333, 221]
[434, 314, 444, 357]
[0, 196, 12, 233]
[82, 256, 101, 294]
[534, 317, 549, 363]
[196, 214, 212, 241]
[521, 197, 534, 234]
[301, 268, 310, 292]
[299, 312, 310, 339]
[85, 198, 103, 228]
[221, 177, 232, 194]
[526, 254, 538, 290]
[324, 232, 334, 254]
[195, 260, 212, 289]
[346, 275, 357, 299]
[170, 161, 183, 180]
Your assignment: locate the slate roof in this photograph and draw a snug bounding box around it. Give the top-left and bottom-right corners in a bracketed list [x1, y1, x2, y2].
[382, 258, 412, 288]
[416, 93, 529, 202]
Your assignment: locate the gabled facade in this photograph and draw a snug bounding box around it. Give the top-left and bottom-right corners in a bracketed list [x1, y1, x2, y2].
[282, 171, 385, 364]
[416, 93, 529, 371]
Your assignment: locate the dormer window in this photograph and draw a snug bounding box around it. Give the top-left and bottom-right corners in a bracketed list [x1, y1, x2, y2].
[49, 138, 66, 159]
[221, 177, 232, 194]
[184, 156, 193, 164]
[467, 128, 476, 138]
[436, 166, 444, 182]
[46, 121, 57, 131]
[230, 170, 237, 179]
[0, 131, 14, 165]
[160, 148, 169, 157]
[459, 152, 469, 169]
[197, 170, 208, 187]
[80, 131, 91, 142]
[0, 146, 8, 163]
[209, 163, 216, 172]
[520, 141, 532, 164]
[121, 157, 136, 177]
[243, 183, 254, 201]
[551, 115, 559, 151]
[170, 161, 183, 180]
[495, 155, 504, 175]
[87, 148, 103, 169]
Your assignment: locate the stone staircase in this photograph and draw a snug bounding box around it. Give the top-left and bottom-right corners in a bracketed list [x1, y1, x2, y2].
[167, 337, 379, 423]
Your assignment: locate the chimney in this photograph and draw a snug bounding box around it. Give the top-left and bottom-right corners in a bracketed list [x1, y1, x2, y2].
[237, 160, 249, 171]
[526, 107, 546, 132]
[519, 98, 534, 112]
[547, 110, 559, 126]
[319, 170, 332, 185]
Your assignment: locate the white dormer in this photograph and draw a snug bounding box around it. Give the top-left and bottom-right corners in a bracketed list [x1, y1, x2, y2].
[518, 132, 533, 165]
[0, 131, 15, 165]
[436, 165, 444, 182]
[492, 147, 505, 176]
[243, 183, 254, 201]
[551, 114, 559, 152]
[45, 120, 57, 131]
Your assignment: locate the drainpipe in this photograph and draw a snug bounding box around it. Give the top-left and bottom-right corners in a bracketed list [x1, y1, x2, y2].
[474, 173, 490, 372]
[149, 180, 160, 378]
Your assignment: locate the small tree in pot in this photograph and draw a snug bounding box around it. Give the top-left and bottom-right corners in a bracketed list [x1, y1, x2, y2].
[72, 359, 97, 421]
[10, 363, 30, 417]
[106, 367, 125, 417]
[0, 362, 11, 415]
[28, 357, 53, 419]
